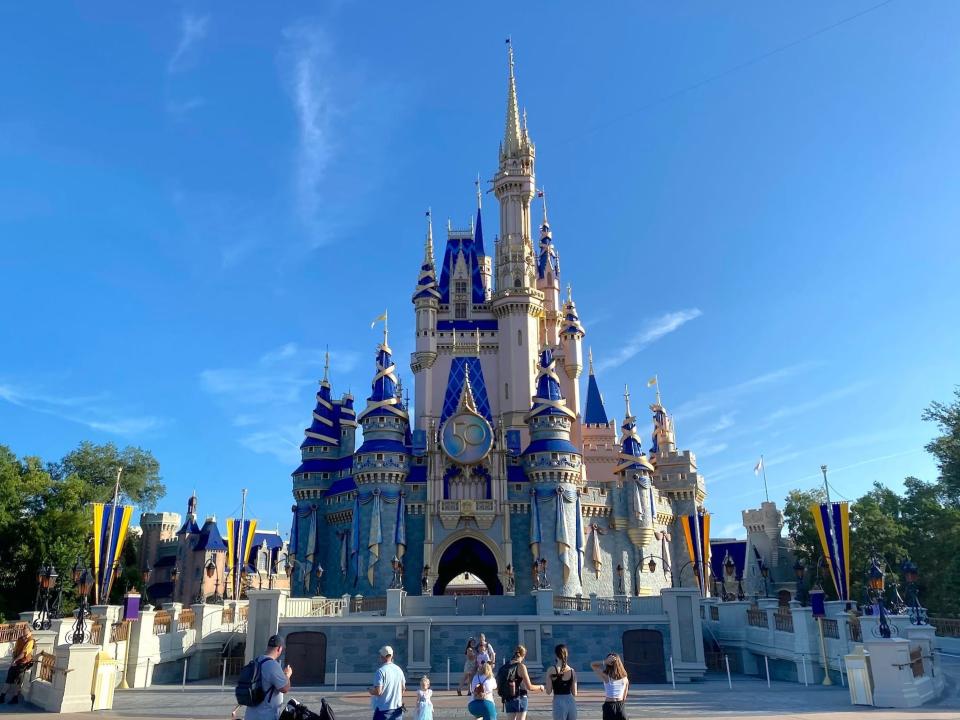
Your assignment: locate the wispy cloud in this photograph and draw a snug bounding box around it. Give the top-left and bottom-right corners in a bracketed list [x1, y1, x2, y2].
[284, 23, 335, 239]
[715, 522, 744, 540]
[762, 381, 869, 425]
[596, 309, 702, 371]
[0, 383, 164, 436]
[168, 13, 209, 73]
[200, 343, 360, 461]
[165, 97, 206, 119]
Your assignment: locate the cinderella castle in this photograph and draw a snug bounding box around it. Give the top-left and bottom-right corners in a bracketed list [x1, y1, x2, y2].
[288, 45, 712, 600]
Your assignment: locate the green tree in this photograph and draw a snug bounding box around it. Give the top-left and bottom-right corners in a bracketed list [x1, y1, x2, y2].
[783, 487, 826, 566]
[923, 386, 960, 505]
[849, 482, 907, 602]
[0, 442, 164, 621]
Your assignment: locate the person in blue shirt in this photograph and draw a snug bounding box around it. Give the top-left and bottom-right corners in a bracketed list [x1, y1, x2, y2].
[468, 682, 498, 720]
[368, 645, 407, 720]
[245, 635, 293, 720]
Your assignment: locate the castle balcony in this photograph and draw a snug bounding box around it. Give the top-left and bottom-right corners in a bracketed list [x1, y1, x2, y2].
[437, 498, 497, 530]
[353, 456, 410, 475]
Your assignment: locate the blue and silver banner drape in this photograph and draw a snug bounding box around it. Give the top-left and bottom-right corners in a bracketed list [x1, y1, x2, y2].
[531, 487, 584, 585]
[350, 497, 361, 585]
[395, 494, 407, 559]
[339, 531, 348, 576]
[367, 493, 382, 586]
[92, 502, 134, 604]
[529, 489, 542, 560]
[288, 506, 300, 565]
[226, 518, 259, 575]
[680, 511, 711, 596]
[350, 488, 404, 587]
[810, 501, 851, 601]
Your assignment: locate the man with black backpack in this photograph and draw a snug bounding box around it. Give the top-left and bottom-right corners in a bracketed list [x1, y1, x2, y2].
[236, 634, 293, 720]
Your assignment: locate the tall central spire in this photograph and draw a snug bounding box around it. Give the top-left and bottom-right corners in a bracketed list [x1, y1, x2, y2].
[504, 39, 523, 155]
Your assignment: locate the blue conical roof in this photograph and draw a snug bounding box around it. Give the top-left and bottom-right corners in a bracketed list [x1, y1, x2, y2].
[537, 222, 560, 280]
[194, 517, 227, 552]
[301, 377, 340, 448]
[615, 389, 654, 474]
[526, 349, 576, 420]
[358, 341, 409, 422]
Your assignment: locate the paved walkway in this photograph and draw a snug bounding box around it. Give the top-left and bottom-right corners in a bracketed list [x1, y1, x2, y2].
[0, 656, 956, 719]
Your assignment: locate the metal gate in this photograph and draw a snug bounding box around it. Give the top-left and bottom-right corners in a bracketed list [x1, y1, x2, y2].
[284, 631, 327, 685]
[621, 629, 666, 684]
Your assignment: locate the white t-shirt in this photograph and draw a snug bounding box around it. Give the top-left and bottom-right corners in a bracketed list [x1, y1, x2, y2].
[471, 673, 497, 701]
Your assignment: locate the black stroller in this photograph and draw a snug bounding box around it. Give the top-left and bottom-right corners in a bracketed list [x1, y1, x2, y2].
[280, 698, 334, 720]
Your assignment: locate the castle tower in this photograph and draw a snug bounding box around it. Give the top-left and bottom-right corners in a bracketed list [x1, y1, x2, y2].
[354, 327, 411, 591]
[139, 511, 180, 573]
[412, 212, 441, 429]
[581, 349, 618, 484]
[536, 201, 561, 348]
[492, 42, 543, 430]
[290, 352, 357, 595]
[522, 348, 584, 596]
[558, 285, 585, 427]
[614, 388, 659, 593]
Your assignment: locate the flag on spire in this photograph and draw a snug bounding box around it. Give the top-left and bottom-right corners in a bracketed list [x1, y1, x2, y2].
[647, 376, 658, 388]
[753, 457, 764, 475]
[370, 310, 387, 329]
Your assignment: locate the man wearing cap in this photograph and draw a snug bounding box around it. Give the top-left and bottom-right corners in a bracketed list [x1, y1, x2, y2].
[368, 645, 406, 720]
[245, 634, 293, 720]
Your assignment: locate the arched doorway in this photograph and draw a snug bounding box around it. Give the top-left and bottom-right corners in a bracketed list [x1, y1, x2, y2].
[284, 631, 326, 685]
[434, 537, 503, 595]
[622, 629, 666, 683]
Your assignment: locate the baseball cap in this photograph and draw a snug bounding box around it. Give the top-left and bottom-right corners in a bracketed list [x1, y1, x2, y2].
[267, 634, 284, 648]
[379, 645, 394, 657]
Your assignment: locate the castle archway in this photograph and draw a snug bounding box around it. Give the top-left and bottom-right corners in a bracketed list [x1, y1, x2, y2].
[433, 534, 503, 595]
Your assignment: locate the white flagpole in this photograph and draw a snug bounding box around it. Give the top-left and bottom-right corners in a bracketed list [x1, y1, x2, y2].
[761, 455, 770, 503]
[99, 466, 124, 604]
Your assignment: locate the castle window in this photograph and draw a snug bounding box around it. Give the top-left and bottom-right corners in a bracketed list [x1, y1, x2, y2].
[455, 280, 467, 294]
[377, 454, 384, 461]
[517, 330, 522, 346]
[455, 303, 467, 319]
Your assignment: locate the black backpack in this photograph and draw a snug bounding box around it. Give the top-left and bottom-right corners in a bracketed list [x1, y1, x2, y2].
[496, 662, 520, 701]
[235, 657, 270, 707]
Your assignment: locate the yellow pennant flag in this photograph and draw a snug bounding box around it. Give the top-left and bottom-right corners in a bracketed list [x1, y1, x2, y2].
[370, 311, 387, 329]
[647, 376, 658, 387]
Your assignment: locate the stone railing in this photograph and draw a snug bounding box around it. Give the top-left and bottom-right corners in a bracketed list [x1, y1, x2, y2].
[0, 622, 29, 643]
[747, 607, 768, 628]
[773, 610, 794, 633]
[37, 651, 56, 682]
[153, 610, 172, 635]
[222, 607, 235, 624]
[110, 620, 131, 643]
[710, 605, 719, 621]
[930, 617, 960, 638]
[554, 595, 591, 612]
[89, 620, 104, 645]
[597, 597, 632, 615]
[847, 620, 862, 642]
[353, 595, 386, 614]
[177, 609, 196, 632]
[238, 605, 249, 621]
[821, 618, 839, 639]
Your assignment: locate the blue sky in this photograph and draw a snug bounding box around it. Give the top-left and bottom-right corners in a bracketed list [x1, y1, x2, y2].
[2, 1, 958, 540]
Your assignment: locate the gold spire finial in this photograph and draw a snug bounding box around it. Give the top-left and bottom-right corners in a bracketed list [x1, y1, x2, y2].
[459, 361, 478, 413]
[475, 327, 481, 354]
[566, 283, 572, 303]
[382, 309, 389, 347]
[539, 187, 548, 226]
[424, 208, 434, 265]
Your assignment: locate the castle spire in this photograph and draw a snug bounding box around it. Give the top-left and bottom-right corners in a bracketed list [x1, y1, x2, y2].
[583, 347, 609, 425]
[475, 173, 482, 210]
[322, 347, 330, 385]
[504, 38, 523, 155]
[624, 384, 633, 420]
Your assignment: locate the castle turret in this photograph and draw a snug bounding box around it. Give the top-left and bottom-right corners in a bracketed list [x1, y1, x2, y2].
[615, 387, 656, 553]
[290, 352, 356, 596]
[522, 348, 583, 595]
[492, 42, 543, 429]
[354, 326, 410, 591]
[536, 197, 560, 348]
[558, 285, 584, 423]
[412, 212, 441, 430]
[581, 349, 619, 484]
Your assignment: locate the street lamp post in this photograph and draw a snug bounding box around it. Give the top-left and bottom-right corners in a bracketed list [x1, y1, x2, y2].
[901, 559, 927, 625]
[867, 556, 891, 639]
[71, 566, 94, 644]
[206, 559, 222, 604]
[615, 564, 625, 595]
[170, 566, 180, 603]
[635, 554, 672, 596]
[33, 563, 58, 631]
[142, 566, 152, 609]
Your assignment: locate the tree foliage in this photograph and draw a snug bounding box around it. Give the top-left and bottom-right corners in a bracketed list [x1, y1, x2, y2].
[0, 442, 164, 622]
[782, 389, 960, 615]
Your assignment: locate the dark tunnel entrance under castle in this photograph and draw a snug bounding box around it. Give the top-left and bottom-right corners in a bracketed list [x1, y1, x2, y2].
[433, 537, 503, 595]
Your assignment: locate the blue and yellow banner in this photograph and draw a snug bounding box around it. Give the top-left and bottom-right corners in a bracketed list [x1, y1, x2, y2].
[810, 501, 851, 601]
[92, 502, 134, 604]
[225, 518, 259, 573]
[680, 511, 711, 596]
